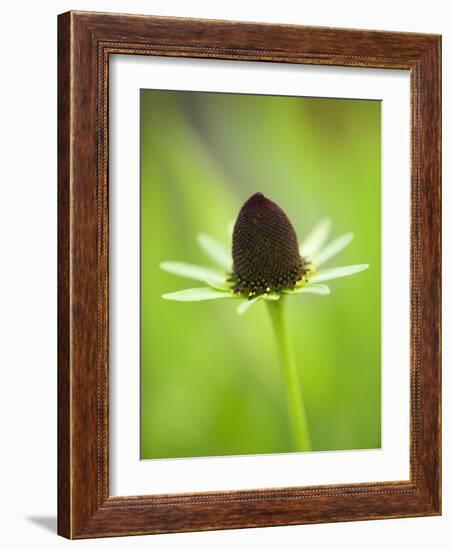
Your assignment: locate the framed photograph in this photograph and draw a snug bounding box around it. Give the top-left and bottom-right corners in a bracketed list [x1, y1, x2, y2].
[58, 11, 441, 538]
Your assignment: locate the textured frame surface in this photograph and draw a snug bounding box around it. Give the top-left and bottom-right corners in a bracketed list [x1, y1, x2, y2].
[58, 11, 441, 539]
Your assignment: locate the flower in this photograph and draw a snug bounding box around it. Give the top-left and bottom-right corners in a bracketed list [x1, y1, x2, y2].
[160, 192, 369, 315]
[160, 192, 370, 452]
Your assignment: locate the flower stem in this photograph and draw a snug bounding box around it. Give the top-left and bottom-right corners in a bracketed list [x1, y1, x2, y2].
[266, 297, 312, 452]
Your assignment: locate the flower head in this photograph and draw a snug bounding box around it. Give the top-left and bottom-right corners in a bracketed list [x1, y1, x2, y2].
[232, 193, 305, 295]
[160, 193, 369, 314]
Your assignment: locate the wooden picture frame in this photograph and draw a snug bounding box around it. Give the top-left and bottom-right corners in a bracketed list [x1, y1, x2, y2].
[58, 10, 441, 539]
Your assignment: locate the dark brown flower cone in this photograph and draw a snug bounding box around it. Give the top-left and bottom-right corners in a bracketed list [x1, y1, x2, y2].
[232, 193, 305, 295]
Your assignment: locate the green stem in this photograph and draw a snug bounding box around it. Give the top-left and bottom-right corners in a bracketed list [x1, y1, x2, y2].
[267, 297, 312, 452]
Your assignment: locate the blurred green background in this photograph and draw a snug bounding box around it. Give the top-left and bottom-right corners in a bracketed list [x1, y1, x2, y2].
[140, 89, 381, 459]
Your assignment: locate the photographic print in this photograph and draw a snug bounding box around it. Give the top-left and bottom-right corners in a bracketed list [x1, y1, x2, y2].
[140, 89, 381, 460]
[58, 12, 441, 537]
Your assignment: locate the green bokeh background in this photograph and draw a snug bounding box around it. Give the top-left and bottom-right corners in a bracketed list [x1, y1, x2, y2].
[140, 90, 381, 459]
